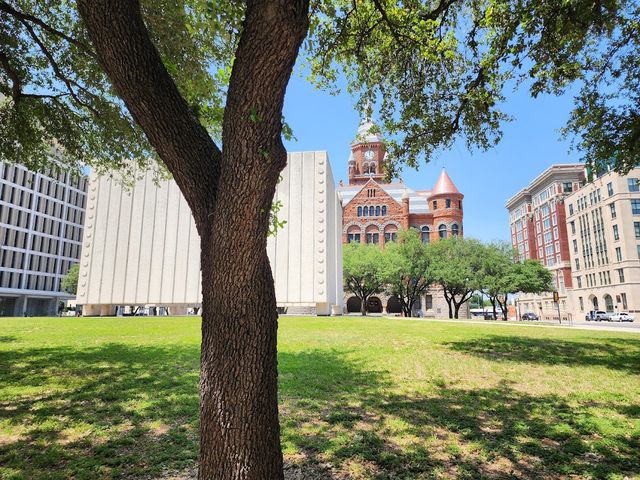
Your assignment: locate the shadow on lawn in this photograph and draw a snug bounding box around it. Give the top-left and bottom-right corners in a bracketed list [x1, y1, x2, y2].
[445, 335, 640, 373]
[1, 343, 639, 479]
[0, 343, 201, 480]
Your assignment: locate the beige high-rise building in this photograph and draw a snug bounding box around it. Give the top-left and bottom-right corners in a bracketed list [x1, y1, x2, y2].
[565, 168, 640, 318]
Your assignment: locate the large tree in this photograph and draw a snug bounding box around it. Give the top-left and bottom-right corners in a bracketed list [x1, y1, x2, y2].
[1, 0, 638, 477]
[343, 242, 388, 315]
[428, 237, 485, 319]
[383, 229, 432, 317]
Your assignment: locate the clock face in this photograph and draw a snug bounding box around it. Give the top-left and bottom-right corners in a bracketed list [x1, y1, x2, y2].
[364, 150, 375, 160]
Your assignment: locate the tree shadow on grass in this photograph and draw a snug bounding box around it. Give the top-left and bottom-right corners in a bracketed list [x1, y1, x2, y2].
[0, 343, 201, 480]
[444, 335, 640, 374]
[0, 336, 17, 343]
[1, 343, 638, 479]
[279, 350, 640, 479]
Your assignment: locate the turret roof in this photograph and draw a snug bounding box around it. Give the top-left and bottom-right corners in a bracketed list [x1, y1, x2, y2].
[432, 169, 460, 196]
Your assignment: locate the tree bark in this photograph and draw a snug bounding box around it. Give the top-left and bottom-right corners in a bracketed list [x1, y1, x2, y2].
[361, 294, 368, 316]
[78, 0, 310, 478]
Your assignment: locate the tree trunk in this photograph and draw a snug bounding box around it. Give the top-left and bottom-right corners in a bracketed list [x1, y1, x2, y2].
[77, 1, 310, 478]
[361, 295, 368, 316]
[453, 300, 461, 319]
[199, 169, 283, 478]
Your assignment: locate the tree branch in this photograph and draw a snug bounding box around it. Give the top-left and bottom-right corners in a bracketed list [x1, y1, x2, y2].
[76, 0, 221, 231]
[0, 1, 93, 54]
[0, 50, 22, 100]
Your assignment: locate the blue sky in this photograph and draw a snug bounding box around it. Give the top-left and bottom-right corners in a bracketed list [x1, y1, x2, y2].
[282, 73, 584, 243]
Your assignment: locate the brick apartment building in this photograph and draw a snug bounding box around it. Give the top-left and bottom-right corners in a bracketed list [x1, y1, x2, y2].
[505, 164, 585, 319]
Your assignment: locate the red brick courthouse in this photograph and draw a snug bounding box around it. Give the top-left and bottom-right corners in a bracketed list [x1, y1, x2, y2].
[338, 116, 468, 316]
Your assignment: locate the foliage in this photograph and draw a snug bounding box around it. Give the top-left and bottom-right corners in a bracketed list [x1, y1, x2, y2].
[1, 316, 639, 479]
[343, 241, 389, 315]
[482, 243, 554, 319]
[307, 0, 639, 176]
[0, 0, 241, 175]
[428, 237, 485, 318]
[1, 0, 638, 179]
[382, 228, 432, 317]
[60, 263, 79, 295]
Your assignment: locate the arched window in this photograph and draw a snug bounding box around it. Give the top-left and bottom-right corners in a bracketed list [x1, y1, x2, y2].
[421, 226, 430, 244]
[604, 294, 614, 312]
[381, 206, 387, 215]
[451, 224, 459, 237]
[357, 206, 362, 217]
[363, 206, 368, 217]
[439, 224, 447, 239]
[369, 206, 374, 216]
[369, 164, 376, 174]
[375, 206, 381, 216]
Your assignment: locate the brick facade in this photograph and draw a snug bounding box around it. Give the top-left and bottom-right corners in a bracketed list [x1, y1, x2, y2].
[338, 117, 467, 317]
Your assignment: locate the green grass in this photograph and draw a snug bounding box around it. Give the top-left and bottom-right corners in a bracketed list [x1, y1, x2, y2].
[1, 316, 639, 479]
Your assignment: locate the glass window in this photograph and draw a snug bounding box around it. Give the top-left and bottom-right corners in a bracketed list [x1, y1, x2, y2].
[363, 207, 368, 217]
[628, 178, 639, 192]
[451, 224, 459, 237]
[616, 247, 622, 261]
[446, 198, 451, 208]
[432, 200, 437, 210]
[421, 226, 430, 244]
[357, 206, 362, 217]
[610, 203, 616, 219]
[618, 268, 625, 282]
[570, 221, 575, 235]
[384, 232, 397, 243]
[381, 206, 387, 215]
[568, 204, 574, 215]
[369, 206, 374, 216]
[607, 182, 613, 196]
[438, 224, 447, 239]
[347, 233, 361, 243]
[366, 233, 379, 244]
[613, 225, 619, 240]
[375, 206, 381, 216]
[632, 199, 640, 215]
[621, 293, 628, 309]
[576, 276, 582, 288]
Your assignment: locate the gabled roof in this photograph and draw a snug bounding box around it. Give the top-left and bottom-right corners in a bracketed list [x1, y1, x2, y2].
[432, 169, 460, 196]
[338, 179, 431, 215]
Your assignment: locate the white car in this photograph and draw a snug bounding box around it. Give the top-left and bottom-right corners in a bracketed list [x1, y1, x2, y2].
[609, 312, 635, 322]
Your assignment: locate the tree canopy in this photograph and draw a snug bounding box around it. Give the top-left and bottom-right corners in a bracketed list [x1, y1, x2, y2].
[427, 237, 485, 318]
[343, 241, 389, 315]
[382, 228, 432, 317]
[61, 263, 79, 295]
[2, 0, 638, 177]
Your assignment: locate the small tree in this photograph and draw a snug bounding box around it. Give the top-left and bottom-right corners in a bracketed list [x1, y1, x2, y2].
[61, 264, 79, 295]
[481, 242, 514, 320]
[383, 229, 431, 317]
[429, 238, 484, 319]
[343, 242, 388, 316]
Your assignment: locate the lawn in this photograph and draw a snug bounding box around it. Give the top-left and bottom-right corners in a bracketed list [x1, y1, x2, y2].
[0, 316, 639, 480]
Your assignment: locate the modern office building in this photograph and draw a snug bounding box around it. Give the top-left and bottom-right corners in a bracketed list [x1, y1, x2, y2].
[76, 151, 343, 316]
[505, 164, 585, 319]
[565, 168, 640, 317]
[338, 116, 467, 317]
[0, 162, 87, 316]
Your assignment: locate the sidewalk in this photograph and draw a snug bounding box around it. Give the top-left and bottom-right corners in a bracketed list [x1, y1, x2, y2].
[385, 316, 640, 334]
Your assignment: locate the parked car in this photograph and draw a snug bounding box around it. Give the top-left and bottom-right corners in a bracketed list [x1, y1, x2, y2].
[585, 310, 611, 321]
[609, 312, 635, 322]
[521, 312, 539, 321]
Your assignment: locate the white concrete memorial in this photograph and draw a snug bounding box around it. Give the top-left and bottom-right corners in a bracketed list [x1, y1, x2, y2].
[77, 151, 343, 316]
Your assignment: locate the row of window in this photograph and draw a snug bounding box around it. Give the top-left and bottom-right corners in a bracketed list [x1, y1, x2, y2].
[357, 205, 387, 217]
[433, 199, 462, 210]
[577, 293, 628, 312]
[346, 224, 460, 244]
[0, 271, 64, 292]
[1, 163, 88, 191]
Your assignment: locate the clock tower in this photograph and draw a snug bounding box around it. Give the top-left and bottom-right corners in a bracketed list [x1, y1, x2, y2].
[348, 116, 386, 185]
